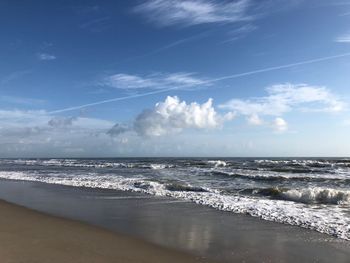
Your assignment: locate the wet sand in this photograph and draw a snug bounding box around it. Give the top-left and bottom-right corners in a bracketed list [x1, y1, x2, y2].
[0, 179, 349, 262]
[0, 200, 211, 263]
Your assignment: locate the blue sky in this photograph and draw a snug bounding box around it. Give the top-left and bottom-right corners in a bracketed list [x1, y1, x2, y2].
[1, 0, 350, 157]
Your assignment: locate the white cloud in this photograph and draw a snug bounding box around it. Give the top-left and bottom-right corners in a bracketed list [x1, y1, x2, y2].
[220, 83, 345, 115]
[0, 109, 48, 127]
[133, 0, 252, 27]
[0, 106, 232, 157]
[104, 72, 207, 90]
[219, 83, 346, 132]
[0, 110, 113, 142]
[133, 96, 233, 137]
[37, 53, 56, 61]
[335, 33, 350, 43]
[247, 114, 263, 125]
[272, 117, 288, 132]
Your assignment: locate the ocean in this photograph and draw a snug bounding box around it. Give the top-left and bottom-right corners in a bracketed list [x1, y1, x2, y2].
[0, 157, 349, 241]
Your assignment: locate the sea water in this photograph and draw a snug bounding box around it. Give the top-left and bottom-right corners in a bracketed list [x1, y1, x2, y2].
[0, 158, 349, 240]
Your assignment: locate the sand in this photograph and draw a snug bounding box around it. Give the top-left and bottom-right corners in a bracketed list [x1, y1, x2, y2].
[0, 200, 211, 263]
[0, 180, 350, 263]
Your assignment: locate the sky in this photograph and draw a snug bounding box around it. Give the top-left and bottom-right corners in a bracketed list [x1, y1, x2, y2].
[1, 0, 350, 158]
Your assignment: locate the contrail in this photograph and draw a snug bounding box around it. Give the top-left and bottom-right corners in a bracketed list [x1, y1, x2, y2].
[49, 52, 350, 114]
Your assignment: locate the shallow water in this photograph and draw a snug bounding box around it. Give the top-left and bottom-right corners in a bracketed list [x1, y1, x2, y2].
[0, 157, 349, 240]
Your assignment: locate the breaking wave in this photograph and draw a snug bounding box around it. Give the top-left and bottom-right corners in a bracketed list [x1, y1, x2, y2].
[3, 159, 174, 170]
[280, 188, 350, 205]
[240, 187, 350, 205]
[0, 171, 349, 241]
[207, 160, 227, 167]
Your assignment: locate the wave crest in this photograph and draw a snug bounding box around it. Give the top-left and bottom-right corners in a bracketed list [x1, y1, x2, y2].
[280, 188, 350, 205]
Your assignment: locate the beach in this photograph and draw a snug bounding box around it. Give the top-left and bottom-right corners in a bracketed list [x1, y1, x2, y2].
[0, 199, 210, 263]
[0, 178, 349, 262]
[2, 1, 350, 261]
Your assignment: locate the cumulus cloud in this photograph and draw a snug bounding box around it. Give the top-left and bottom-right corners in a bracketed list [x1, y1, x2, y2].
[219, 83, 346, 132]
[104, 72, 207, 90]
[133, 0, 252, 27]
[37, 53, 56, 61]
[133, 96, 233, 137]
[1, 107, 238, 157]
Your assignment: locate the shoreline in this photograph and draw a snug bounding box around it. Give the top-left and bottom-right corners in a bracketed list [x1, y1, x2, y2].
[0, 179, 349, 262]
[0, 199, 211, 263]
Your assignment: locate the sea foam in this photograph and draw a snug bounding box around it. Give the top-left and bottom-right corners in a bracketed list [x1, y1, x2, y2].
[0, 171, 349, 241]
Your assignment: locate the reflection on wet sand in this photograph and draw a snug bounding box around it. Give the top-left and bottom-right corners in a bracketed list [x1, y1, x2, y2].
[0, 180, 349, 263]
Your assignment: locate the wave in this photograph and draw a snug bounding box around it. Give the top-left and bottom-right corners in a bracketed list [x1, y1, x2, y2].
[207, 160, 227, 167]
[3, 159, 350, 175]
[165, 183, 208, 192]
[1, 159, 231, 169]
[3, 159, 174, 170]
[133, 181, 208, 192]
[280, 188, 350, 205]
[240, 187, 350, 205]
[0, 171, 349, 241]
[254, 159, 350, 168]
[209, 170, 350, 183]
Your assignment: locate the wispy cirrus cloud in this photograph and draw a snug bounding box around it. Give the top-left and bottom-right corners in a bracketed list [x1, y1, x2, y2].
[37, 53, 56, 61]
[103, 72, 209, 90]
[80, 16, 111, 32]
[335, 33, 350, 43]
[220, 83, 346, 115]
[50, 52, 350, 114]
[339, 11, 350, 16]
[133, 0, 253, 27]
[223, 23, 257, 43]
[1, 70, 31, 85]
[124, 31, 210, 62]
